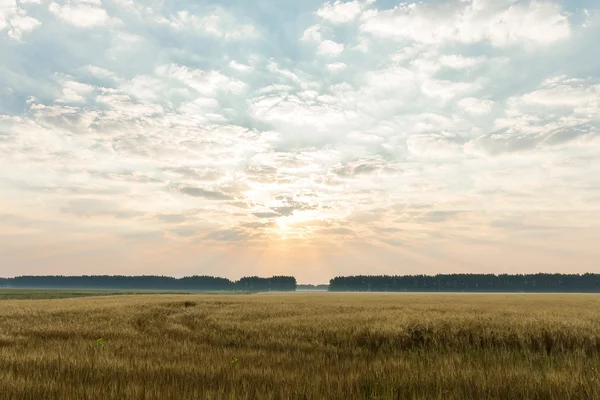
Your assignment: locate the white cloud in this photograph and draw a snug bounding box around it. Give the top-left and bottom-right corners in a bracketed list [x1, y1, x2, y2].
[365, 66, 418, 95]
[121, 75, 166, 103]
[48, 2, 109, 28]
[85, 65, 120, 82]
[56, 80, 94, 104]
[353, 37, 369, 52]
[581, 8, 594, 28]
[458, 97, 494, 115]
[95, 93, 164, 117]
[406, 134, 463, 158]
[317, 40, 345, 57]
[165, 8, 258, 40]
[520, 80, 600, 108]
[156, 64, 247, 96]
[482, 1, 571, 46]
[326, 62, 347, 72]
[440, 55, 483, 69]
[266, 61, 303, 84]
[424, 79, 480, 101]
[316, 1, 363, 24]
[301, 24, 322, 41]
[465, 76, 600, 156]
[360, 1, 571, 46]
[229, 60, 253, 72]
[179, 98, 220, 115]
[1, 0, 41, 40]
[6, 13, 41, 40]
[0, 0, 16, 31]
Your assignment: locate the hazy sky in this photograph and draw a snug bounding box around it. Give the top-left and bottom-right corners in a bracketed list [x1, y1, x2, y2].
[1, 0, 599, 283]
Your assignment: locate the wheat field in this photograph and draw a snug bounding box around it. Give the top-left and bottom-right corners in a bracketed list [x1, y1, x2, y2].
[1, 293, 599, 399]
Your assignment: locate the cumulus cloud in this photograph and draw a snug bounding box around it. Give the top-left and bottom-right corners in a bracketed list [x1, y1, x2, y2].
[458, 97, 494, 115]
[316, 1, 364, 24]
[440, 55, 484, 69]
[178, 187, 235, 201]
[56, 81, 95, 104]
[1, 0, 41, 40]
[6, 14, 41, 40]
[326, 62, 347, 72]
[163, 7, 259, 40]
[206, 228, 250, 242]
[360, 0, 571, 46]
[229, 60, 253, 72]
[61, 199, 144, 219]
[156, 64, 247, 96]
[317, 40, 345, 57]
[48, 2, 110, 28]
[301, 24, 322, 42]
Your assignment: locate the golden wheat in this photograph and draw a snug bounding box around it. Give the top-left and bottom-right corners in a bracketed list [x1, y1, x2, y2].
[0, 293, 599, 399]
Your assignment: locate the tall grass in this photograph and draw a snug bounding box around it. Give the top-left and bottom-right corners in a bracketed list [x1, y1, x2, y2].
[0, 293, 599, 399]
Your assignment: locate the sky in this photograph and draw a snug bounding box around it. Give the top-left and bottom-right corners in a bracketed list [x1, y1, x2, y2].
[1, 0, 599, 283]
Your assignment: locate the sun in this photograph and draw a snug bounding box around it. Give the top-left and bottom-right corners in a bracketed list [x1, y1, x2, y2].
[276, 218, 290, 231]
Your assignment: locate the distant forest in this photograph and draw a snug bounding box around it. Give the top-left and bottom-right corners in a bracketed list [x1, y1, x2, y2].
[0, 275, 297, 292]
[3, 274, 600, 293]
[329, 274, 600, 292]
[297, 284, 329, 291]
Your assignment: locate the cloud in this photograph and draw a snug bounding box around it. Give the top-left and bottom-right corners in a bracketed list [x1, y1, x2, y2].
[462, 75, 600, 156]
[318, 227, 355, 236]
[316, 1, 364, 24]
[440, 55, 483, 69]
[178, 187, 235, 201]
[331, 158, 399, 177]
[164, 7, 259, 40]
[317, 40, 345, 57]
[229, 60, 253, 72]
[6, 13, 41, 40]
[253, 211, 280, 219]
[206, 228, 249, 242]
[163, 167, 224, 182]
[1, 0, 41, 40]
[417, 210, 463, 223]
[519, 76, 600, 108]
[156, 64, 247, 96]
[458, 97, 494, 115]
[468, 123, 599, 156]
[48, 2, 110, 28]
[301, 24, 322, 41]
[360, 1, 571, 46]
[61, 199, 144, 219]
[56, 81, 95, 104]
[169, 226, 197, 237]
[406, 134, 464, 158]
[326, 62, 347, 72]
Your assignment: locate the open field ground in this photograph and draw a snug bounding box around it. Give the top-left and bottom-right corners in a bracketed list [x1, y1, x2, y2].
[1, 293, 599, 399]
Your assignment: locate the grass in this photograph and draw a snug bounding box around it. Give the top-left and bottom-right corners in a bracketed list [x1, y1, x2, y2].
[0, 293, 599, 399]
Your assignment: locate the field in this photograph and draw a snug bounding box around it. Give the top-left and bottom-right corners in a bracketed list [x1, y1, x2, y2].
[0, 293, 599, 399]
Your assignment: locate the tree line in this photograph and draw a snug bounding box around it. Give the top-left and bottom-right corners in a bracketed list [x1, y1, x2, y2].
[0, 275, 297, 292]
[4, 273, 599, 293]
[328, 274, 600, 292]
[297, 284, 329, 291]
